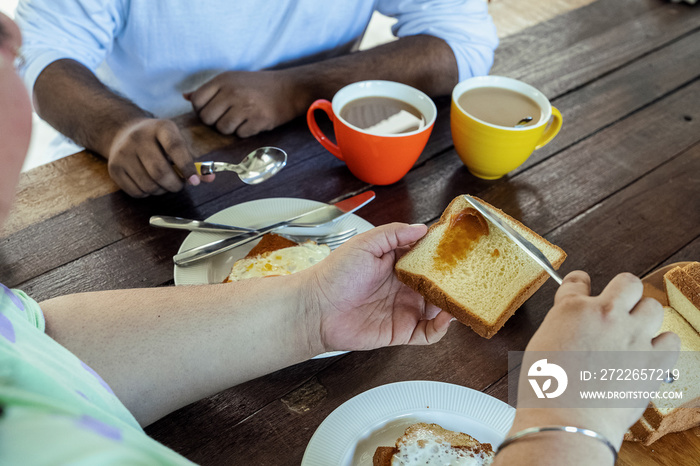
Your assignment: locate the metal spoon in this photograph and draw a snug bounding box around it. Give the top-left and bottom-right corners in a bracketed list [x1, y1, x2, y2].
[515, 116, 534, 127]
[195, 146, 287, 185]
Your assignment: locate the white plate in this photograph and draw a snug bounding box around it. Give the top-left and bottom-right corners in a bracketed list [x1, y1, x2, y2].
[174, 197, 374, 285]
[173, 197, 375, 359]
[302, 381, 516, 466]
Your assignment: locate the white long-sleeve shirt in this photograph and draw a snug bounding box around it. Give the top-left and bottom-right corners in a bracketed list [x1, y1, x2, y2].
[16, 0, 498, 158]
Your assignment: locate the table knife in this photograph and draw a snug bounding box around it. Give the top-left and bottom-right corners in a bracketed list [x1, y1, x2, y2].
[463, 195, 563, 285]
[174, 191, 376, 266]
[150, 216, 257, 234]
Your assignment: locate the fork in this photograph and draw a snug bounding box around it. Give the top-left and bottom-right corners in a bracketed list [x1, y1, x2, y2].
[280, 228, 357, 250]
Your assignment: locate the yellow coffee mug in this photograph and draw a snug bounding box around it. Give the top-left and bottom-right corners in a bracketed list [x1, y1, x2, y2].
[451, 76, 562, 179]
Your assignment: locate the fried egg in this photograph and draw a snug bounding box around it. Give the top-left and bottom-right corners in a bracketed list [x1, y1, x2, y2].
[383, 423, 494, 466]
[392, 437, 494, 465]
[225, 241, 330, 281]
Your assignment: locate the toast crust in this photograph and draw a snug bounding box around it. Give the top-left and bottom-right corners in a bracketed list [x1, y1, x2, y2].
[628, 418, 653, 443]
[641, 408, 700, 445]
[372, 447, 396, 466]
[683, 262, 700, 283]
[245, 233, 298, 258]
[664, 266, 700, 309]
[395, 267, 552, 338]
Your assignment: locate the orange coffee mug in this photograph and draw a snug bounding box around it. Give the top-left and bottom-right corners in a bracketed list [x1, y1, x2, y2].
[307, 80, 437, 185]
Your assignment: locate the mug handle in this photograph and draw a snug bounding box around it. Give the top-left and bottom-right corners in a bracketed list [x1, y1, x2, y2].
[534, 106, 563, 150]
[307, 99, 344, 161]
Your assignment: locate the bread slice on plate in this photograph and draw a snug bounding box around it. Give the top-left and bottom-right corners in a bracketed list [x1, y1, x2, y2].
[626, 306, 700, 445]
[682, 262, 700, 283]
[395, 195, 566, 338]
[372, 422, 494, 466]
[664, 262, 700, 334]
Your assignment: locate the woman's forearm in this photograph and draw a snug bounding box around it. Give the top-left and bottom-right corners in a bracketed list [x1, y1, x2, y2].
[40, 275, 319, 426]
[492, 411, 618, 466]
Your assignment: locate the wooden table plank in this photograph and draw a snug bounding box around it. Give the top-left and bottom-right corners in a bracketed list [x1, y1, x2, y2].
[1, 152, 117, 238]
[515, 29, 700, 174]
[546, 143, 700, 284]
[488, 0, 597, 38]
[662, 236, 700, 271]
[619, 427, 700, 466]
[493, 0, 700, 96]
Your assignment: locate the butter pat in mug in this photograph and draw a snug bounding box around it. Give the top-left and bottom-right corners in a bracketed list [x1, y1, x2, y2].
[307, 81, 436, 185]
[451, 76, 562, 180]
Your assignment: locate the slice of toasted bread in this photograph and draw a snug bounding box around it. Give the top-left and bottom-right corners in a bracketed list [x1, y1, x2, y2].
[395, 195, 566, 338]
[372, 422, 494, 466]
[683, 262, 700, 284]
[629, 306, 700, 445]
[664, 264, 700, 334]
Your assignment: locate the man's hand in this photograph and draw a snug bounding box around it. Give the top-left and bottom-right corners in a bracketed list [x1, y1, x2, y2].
[185, 70, 303, 138]
[302, 223, 453, 354]
[184, 36, 459, 139]
[32, 59, 215, 198]
[33, 36, 460, 196]
[107, 118, 206, 197]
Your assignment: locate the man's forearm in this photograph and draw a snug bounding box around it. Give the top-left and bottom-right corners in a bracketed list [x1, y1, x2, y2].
[33, 59, 150, 156]
[284, 35, 459, 116]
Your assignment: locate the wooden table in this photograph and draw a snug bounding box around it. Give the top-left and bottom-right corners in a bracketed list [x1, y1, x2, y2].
[2, 0, 699, 464]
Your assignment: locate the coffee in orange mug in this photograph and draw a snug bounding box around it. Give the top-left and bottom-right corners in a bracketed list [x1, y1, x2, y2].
[307, 80, 437, 185]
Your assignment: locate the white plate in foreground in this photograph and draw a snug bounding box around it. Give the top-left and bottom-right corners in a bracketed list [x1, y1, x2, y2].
[302, 380, 515, 466]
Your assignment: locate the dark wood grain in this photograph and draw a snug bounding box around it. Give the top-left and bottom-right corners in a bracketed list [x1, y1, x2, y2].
[515, 29, 700, 174]
[492, 0, 699, 96]
[547, 142, 700, 286]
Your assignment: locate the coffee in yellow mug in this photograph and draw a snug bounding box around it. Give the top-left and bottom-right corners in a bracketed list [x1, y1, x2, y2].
[451, 76, 562, 179]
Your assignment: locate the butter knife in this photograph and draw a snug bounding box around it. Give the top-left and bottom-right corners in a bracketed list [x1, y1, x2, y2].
[174, 191, 376, 266]
[150, 216, 257, 234]
[463, 195, 563, 285]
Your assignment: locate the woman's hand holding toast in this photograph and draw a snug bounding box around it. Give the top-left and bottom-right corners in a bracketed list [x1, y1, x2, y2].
[302, 223, 453, 355]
